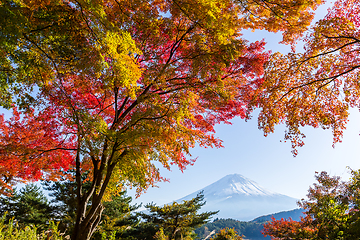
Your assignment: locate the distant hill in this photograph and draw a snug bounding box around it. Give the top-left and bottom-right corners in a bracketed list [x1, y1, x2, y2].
[195, 209, 305, 240]
[177, 173, 298, 221]
[251, 208, 305, 223]
[195, 218, 269, 240]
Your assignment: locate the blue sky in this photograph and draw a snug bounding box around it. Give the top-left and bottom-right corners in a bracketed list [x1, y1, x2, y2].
[128, 109, 360, 205]
[128, 0, 360, 205]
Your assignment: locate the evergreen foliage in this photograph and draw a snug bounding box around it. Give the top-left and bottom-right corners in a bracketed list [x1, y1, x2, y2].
[0, 183, 54, 230]
[128, 192, 218, 240]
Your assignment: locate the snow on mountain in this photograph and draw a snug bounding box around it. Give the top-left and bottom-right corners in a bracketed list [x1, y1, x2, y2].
[176, 174, 298, 221]
[198, 173, 276, 197]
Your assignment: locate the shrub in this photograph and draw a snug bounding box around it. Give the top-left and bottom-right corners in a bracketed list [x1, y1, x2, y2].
[0, 214, 67, 240]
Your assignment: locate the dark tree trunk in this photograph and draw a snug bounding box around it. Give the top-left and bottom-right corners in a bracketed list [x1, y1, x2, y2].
[70, 145, 126, 240]
[71, 170, 108, 240]
[71, 201, 104, 240]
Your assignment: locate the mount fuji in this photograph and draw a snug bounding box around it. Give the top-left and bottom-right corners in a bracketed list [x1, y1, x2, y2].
[176, 174, 299, 221]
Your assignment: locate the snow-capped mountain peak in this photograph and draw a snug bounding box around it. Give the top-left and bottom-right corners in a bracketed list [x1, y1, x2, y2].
[176, 173, 298, 221]
[206, 174, 275, 196]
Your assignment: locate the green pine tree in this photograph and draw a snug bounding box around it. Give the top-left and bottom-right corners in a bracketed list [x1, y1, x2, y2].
[0, 183, 54, 230]
[131, 192, 218, 240]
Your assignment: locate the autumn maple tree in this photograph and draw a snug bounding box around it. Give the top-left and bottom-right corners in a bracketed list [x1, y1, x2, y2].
[0, 0, 323, 239]
[254, 0, 360, 155]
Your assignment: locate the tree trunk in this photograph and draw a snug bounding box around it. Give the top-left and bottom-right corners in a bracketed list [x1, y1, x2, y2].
[70, 147, 123, 240]
[70, 149, 106, 240]
[71, 201, 104, 240]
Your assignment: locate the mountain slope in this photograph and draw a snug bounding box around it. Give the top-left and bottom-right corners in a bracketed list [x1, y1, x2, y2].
[177, 174, 298, 221]
[195, 218, 268, 240]
[251, 208, 305, 223]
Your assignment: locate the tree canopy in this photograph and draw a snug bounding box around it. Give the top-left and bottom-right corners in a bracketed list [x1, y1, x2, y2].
[0, 0, 325, 239]
[254, 0, 360, 155]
